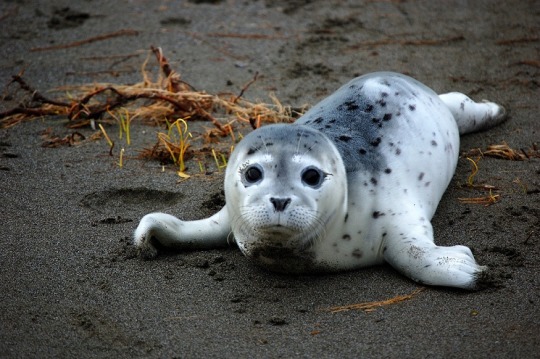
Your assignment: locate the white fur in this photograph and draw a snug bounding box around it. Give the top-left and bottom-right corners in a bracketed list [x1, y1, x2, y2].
[134, 72, 506, 289]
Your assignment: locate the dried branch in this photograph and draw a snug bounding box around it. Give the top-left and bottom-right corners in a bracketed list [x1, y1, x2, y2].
[496, 37, 539, 46]
[233, 71, 259, 103]
[67, 86, 193, 121]
[458, 192, 500, 207]
[8, 74, 70, 107]
[150, 46, 187, 93]
[348, 35, 464, 49]
[183, 31, 248, 61]
[325, 288, 424, 313]
[205, 32, 289, 40]
[30, 29, 139, 52]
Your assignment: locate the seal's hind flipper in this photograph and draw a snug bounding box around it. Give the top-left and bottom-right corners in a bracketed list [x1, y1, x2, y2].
[439, 92, 507, 135]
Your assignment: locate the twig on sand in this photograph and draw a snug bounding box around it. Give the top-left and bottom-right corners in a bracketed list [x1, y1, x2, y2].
[325, 288, 424, 313]
[0, 5, 18, 21]
[151, 46, 187, 93]
[458, 191, 500, 207]
[496, 36, 539, 46]
[205, 32, 289, 40]
[347, 35, 464, 49]
[30, 29, 139, 52]
[233, 71, 259, 103]
[8, 72, 69, 107]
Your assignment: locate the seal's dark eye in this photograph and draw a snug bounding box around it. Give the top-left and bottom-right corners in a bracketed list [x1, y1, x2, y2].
[301, 167, 324, 188]
[244, 165, 263, 184]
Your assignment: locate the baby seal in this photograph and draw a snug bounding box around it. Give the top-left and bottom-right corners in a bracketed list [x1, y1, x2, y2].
[134, 72, 506, 289]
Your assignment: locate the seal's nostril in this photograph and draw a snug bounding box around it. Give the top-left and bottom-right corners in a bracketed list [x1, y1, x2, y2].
[270, 197, 291, 212]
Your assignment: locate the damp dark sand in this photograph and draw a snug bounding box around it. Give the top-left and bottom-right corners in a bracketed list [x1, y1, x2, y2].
[1, 1, 538, 357]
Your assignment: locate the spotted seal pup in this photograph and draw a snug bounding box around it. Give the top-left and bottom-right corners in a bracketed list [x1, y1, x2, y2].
[134, 72, 506, 289]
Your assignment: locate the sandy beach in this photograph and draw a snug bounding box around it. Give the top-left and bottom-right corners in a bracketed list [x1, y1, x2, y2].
[1, 1, 538, 358]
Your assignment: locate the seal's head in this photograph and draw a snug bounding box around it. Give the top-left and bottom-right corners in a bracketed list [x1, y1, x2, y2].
[225, 124, 348, 272]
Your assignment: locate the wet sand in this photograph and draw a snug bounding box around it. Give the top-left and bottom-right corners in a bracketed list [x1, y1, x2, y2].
[1, 1, 538, 358]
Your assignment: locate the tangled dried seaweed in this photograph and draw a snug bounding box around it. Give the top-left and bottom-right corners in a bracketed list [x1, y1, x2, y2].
[1, 46, 299, 173]
[457, 155, 501, 206]
[1, 47, 294, 130]
[457, 142, 540, 205]
[465, 142, 540, 161]
[484, 142, 540, 160]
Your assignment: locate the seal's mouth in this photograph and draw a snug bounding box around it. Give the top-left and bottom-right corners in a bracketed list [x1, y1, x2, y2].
[256, 224, 299, 239]
[263, 225, 293, 233]
[248, 244, 317, 274]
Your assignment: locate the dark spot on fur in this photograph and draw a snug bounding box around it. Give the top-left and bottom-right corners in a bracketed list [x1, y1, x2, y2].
[381, 92, 389, 97]
[409, 104, 416, 111]
[344, 100, 359, 111]
[365, 104, 374, 112]
[247, 147, 259, 155]
[396, 148, 402, 155]
[425, 182, 431, 187]
[359, 148, 367, 155]
[352, 249, 363, 258]
[370, 137, 381, 147]
[383, 113, 392, 121]
[370, 177, 378, 185]
[431, 140, 437, 146]
[383, 246, 388, 253]
[344, 213, 349, 223]
[384, 168, 392, 174]
[377, 99, 387, 107]
[418, 172, 425, 181]
[314, 117, 324, 124]
[373, 211, 384, 218]
[338, 135, 352, 142]
[342, 234, 351, 241]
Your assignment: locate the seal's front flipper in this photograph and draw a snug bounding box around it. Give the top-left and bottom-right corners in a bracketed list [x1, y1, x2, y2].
[133, 207, 231, 259]
[383, 221, 486, 289]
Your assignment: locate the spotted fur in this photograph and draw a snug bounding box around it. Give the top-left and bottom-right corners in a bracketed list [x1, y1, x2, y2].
[134, 72, 506, 289]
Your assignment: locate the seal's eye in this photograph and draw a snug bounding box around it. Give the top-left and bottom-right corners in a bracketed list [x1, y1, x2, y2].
[244, 165, 263, 184]
[301, 167, 324, 188]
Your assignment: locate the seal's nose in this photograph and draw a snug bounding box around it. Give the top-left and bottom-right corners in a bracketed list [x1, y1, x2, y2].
[270, 197, 291, 212]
